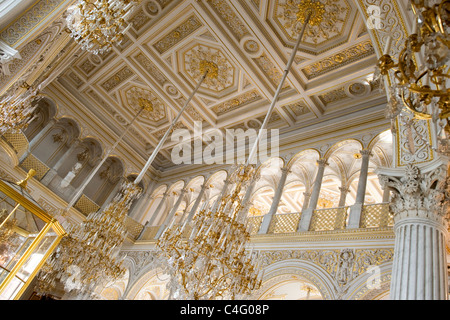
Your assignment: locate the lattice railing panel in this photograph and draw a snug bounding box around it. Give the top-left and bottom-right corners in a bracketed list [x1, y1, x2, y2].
[247, 216, 264, 235]
[309, 207, 349, 231]
[2, 132, 29, 157]
[140, 226, 160, 240]
[20, 154, 50, 180]
[124, 216, 144, 239]
[74, 194, 100, 216]
[360, 203, 393, 228]
[268, 213, 301, 234]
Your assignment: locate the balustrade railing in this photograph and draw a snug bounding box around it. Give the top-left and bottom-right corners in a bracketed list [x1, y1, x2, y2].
[360, 203, 393, 228]
[137, 202, 394, 241]
[2, 131, 29, 158]
[20, 154, 50, 180]
[74, 193, 100, 216]
[268, 212, 302, 234]
[124, 216, 145, 239]
[247, 216, 264, 235]
[309, 207, 349, 232]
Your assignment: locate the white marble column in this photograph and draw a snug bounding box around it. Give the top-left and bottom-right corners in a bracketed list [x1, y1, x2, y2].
[210, 178, 232, 213]
[237, 173, 259, 222]
[137, 191, 170, 240]
[378, 162, 449, 300]
[41, 138, 80, 185]
[146, 191, 169, 226]
[347, 149, 372, 229]
[301, 191, 311, 213]
[155, 188, 188, 238]
[259, 166, 290, 234]
[20, 118, 56, 162]
[338, 186, 350, 208]
[185, 182, 208, 223]
[298, 159, 328, 231]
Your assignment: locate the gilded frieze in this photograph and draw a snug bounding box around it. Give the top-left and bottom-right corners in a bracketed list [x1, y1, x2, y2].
[0, 0, 64, 47]
[207, 0, 250, 40]
[260, 248, 394, 290]
[211, 89, 261, 116]
[254, 53, 290, 89]
[153, 15, 203, 54]
[302, 40, 375, 79]
[101, 66, 135, 92]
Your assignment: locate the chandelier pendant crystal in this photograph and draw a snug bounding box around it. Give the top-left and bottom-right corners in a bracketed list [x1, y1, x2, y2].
[157, 164, 261, 300]
[0, 83, 41, 136]
[36, 57, 214, 298]
[65, 0, 140, 55]
[375, 0, 450, 156]
[155, 1, 323, 300]
[35, 180, 142, 297]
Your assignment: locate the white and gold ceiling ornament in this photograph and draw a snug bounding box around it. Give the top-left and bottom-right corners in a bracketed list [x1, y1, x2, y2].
[0, 82, 41, 136]
[375, 0, 450, 157]
[155, 0, 324, 300]
[277, 0, 345, 44]
[184, 45, 234, 91]
[65, 0, 140, 55]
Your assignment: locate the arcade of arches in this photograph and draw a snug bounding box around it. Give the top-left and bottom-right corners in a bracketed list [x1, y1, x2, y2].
[0, 0, 448, 300]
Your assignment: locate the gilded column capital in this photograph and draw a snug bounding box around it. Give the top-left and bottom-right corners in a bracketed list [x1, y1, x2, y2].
[338, 186, 350, 194]
[359, 149, 373, 157]
[378, 163, 449, 226]
[317, 158, 329, 167]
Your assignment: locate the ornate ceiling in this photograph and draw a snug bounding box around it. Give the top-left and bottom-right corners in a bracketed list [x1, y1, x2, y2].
[52, 0, 387, 172]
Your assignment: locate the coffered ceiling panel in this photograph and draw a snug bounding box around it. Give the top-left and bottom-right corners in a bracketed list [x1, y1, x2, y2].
[53, 0, 387, 171]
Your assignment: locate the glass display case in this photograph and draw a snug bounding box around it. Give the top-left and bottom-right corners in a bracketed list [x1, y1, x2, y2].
[0, 169, 66, 300]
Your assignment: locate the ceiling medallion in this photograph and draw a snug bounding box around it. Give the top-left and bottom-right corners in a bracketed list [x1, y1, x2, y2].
[138, 98, 154, 112]
[296, 0, 325, 26]
[277, 0, 348, 44]
[184, 46, 234, 91]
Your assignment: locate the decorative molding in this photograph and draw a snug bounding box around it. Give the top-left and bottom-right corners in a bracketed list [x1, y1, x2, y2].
[211, 89, 261, 116]
[101, 66, 135, 92]
[207, 0, 250, 40]
[153, 15, 203, 54]
[302, 40, 375, 79]
[0, 0, 66, 47]
[259, 247, 394, 299]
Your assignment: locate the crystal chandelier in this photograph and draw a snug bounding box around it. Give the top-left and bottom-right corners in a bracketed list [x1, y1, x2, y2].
[35, 181, 142, 298]
[65, 0, 139, 55]
[35, 56, 214, 299]
[156, 164, 262, 300]
[376, 0, 450, 156]
[0, 83, 40, 135]
[155, 0, 324, 300]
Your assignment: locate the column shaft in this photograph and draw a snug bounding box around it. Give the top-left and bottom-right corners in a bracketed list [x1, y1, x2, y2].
[259, 167, 290, 234]
[298, 159, 328, 231]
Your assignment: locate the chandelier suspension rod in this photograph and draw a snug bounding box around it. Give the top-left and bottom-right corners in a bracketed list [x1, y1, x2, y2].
[246, 12, 311, 166]
[134, 71, 209, 185]
[62, 105, 146, 214]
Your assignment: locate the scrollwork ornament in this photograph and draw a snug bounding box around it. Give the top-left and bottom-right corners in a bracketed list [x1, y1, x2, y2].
[379, 164, 449, 225]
